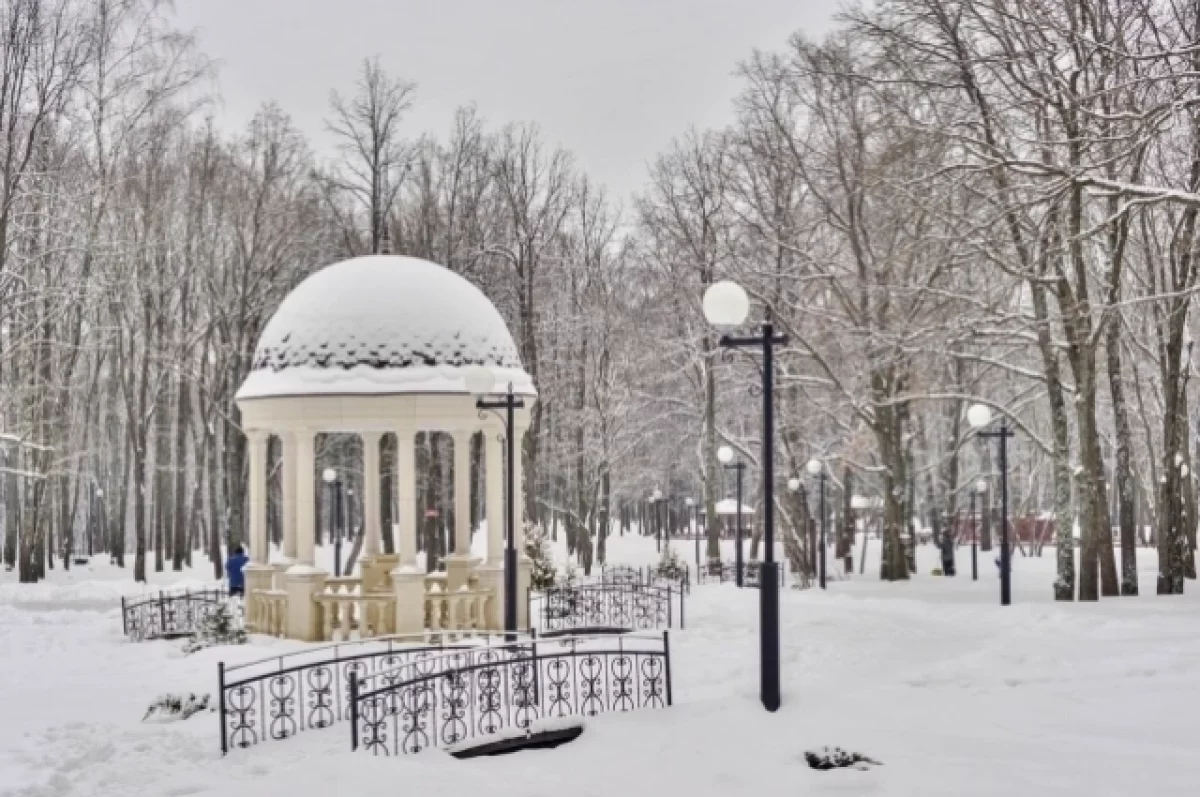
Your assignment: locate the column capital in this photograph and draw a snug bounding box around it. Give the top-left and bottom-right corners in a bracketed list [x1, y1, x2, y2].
[246, 429, 270, 444]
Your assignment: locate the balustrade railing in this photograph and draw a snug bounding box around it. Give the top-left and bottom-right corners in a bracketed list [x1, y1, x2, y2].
[425, 585, 492, 634]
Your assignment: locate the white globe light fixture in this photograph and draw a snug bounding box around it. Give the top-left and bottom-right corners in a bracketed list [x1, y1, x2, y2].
[702, 280, 750, 328]
[652, 487, 663, 501]
[806, 458, 822, 477]
[685, 497, 694, 507]
[787, 476, 800, 492]
[975, 479, 988, 494]
[95, 487, 103, 498]
[322, 468, 337, 483]
[717, 445, 733, 464]
[463, 364, 496, 397]
[967, 403, 993, 429]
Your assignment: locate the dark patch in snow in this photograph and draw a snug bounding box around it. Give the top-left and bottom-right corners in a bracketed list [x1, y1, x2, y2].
[804, 747, 881, 771]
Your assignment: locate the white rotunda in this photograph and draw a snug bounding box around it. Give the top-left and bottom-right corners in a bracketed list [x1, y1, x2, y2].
[236, 254, 536, 642]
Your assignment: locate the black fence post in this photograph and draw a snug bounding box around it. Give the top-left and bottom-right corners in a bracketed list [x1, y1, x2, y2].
[158, 592, 167, 632]
[667, 587, 672, 628]
[120, 596, 127, 637]
[530, 627, 541, 706]
[349, 675, 360, 751]
[218, 661, 228, 755]
[663, 630, 673, 707]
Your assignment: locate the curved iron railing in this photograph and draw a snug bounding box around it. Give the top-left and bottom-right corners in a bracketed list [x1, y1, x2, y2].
[530, 583, 684, 633]
[121, 588, 226, 641]
[694, 560, 787, 587]
[350, 632, 672, 756]
[217, 630, 531, 754]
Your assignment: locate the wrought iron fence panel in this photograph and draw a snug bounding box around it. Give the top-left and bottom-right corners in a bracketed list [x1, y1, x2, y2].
[218, 632, 534, 754]
[694, 561, 787, 587]
[531, 584, 683, 633]
[121, 589, 226, 641]
[351, 633, 672, 756]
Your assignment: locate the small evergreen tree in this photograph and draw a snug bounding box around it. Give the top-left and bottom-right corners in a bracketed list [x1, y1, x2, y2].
[654, 545, 688, 583]
[524, 522, 557, 591]
[182, 601, 247, 655]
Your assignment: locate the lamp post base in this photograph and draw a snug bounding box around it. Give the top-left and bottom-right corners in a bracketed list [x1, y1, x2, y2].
[504, 547, 518, 640]
[759, 561, 781, 712]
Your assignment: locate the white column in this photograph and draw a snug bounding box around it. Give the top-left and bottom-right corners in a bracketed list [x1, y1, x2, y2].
[453, 430, 472, 557]
[247, 431, 269, 564]
[484, 428, 504, 563]
[513, 422, 526, 550]
[396, 427, 417, 566]
[281, 432, 298, 561]
[295, 431, 316, 566]
[362, 432, 383, 558]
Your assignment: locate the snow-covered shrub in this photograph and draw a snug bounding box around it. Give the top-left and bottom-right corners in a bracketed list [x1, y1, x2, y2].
[804, 747, 881, 771]
[143, 693, 213, 722]
[653, 545, 688, 583]
[560, 560, 582, 589]
[524, 522, 557, 591]
[181, 600, 247, 655]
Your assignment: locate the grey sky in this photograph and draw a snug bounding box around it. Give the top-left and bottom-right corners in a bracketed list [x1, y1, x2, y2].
[173, 0, 842, 201]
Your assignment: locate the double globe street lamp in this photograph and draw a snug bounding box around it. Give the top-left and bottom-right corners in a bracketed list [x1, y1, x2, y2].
[465, 365, 524, 637]
[718, 445, 747, 587]
[970, 479, 987, 582]
[704, 279, 786, 713]
[322, 468, 345, 577]
[807, 459, 828, 589]
[967, 403, 1013, 606]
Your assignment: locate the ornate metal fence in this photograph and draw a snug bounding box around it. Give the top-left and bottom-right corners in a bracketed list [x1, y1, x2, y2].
[350, 632, 672, 756]
[217, 630, 532, 754]
[600, 563, 690, 594]
[530, 583, 683, 633]
[121, 588, 226, 641]
[695, 561, 787, 587]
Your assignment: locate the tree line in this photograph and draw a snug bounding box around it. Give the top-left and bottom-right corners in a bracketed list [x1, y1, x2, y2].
[3, 0, 1200, 603]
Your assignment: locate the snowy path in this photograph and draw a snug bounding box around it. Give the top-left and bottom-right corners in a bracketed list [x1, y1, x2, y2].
[3, 538, 1198, 797]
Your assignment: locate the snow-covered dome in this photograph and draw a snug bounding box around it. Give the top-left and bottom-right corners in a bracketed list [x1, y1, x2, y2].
[236, 255, 535, 399]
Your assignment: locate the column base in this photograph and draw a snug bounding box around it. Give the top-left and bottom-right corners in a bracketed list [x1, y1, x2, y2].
[362, 553, 400, 594]
[243, 563, 275, 633]
[284, 566, 329, 641]
[471, 564, 509, 632]
[443, 553, 481, 593]
[390, 566, 428, 636]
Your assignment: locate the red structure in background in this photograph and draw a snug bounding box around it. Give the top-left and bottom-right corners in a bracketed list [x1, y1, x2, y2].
[953, 514, 1056, 544]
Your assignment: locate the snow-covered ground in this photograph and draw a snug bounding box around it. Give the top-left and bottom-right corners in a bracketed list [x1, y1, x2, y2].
[2, 535, 1197, 797]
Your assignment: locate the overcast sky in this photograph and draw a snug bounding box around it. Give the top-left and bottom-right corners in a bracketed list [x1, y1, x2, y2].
[173, 0, 842, 201]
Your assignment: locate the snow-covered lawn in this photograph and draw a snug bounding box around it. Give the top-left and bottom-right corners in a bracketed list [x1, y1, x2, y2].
[2, 536, 1197, 797]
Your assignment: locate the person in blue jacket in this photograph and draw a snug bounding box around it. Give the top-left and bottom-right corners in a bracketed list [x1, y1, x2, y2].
[226, 546, 249, 597]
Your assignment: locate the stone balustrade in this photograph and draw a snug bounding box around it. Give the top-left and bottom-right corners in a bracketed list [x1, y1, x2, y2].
[424, 583, 493, 638]
[250, 589, 287, 637]
[314, 581, 396, 642]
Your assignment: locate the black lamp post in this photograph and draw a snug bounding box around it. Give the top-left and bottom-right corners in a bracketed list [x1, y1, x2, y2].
[651, 488, 663, 552]
[466, 366, 525, 637]
[323, 468, 344, 577]
[686, 497, 698, 566]
[705, 280, 787, 713]
[806, 460, 827, 589]
[719, 446, 746, 587]
[971, 480, 986, 582]
[969, 404, 1014, 605]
